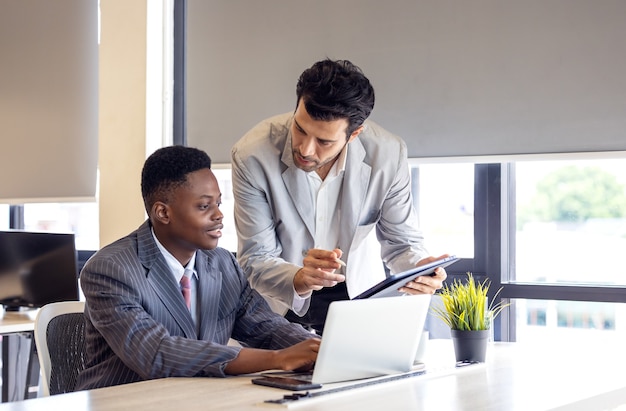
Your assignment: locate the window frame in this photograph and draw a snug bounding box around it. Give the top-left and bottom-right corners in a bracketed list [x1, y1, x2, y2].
[480, 162, 626, 342]
[172, 0, 186, 146]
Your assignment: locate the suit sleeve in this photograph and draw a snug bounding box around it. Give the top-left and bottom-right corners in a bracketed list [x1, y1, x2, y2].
[376, 142, 429, 273]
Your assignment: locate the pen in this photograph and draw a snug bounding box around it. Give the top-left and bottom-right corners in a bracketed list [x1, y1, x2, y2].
[334, 247, 346, 267]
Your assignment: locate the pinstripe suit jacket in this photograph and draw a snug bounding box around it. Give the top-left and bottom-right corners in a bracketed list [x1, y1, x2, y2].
[76, 220, 312, 390]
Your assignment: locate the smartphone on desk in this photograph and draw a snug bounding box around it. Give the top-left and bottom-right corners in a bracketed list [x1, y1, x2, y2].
[251, 375, 322, 391]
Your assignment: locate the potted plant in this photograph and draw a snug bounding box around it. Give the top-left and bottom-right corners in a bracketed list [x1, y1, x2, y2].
[430, 272, 509, 363]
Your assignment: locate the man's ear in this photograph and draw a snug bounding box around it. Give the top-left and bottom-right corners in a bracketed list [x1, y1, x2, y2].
[347, 125, 365, 143]
[152, 201, 170, 225]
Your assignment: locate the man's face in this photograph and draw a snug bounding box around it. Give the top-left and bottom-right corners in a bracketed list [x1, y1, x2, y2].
[291, 100, 358, 176]
[163, 168, 224, 255]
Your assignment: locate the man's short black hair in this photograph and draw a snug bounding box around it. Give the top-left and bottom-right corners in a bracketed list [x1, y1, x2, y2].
[141, 145, 212, 212]
[296, 59, 375, 137]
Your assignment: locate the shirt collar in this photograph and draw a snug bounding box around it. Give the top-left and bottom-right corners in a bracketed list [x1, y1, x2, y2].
[335, 143, 348, 173]
[307, 142, 349, 181]
[151, 228, 198, 282]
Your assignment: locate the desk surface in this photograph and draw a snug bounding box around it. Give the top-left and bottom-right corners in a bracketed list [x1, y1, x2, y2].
[1, 340, 625, 411]
[0, 310, 37, 334]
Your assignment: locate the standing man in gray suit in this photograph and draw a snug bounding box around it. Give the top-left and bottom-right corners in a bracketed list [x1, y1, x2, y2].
[231, 59, 449, 333]
[77, 146, 319, 390]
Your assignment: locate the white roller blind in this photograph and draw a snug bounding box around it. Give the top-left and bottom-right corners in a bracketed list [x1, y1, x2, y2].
[187, 0, 626, 163]
[0, 0, 98, 203]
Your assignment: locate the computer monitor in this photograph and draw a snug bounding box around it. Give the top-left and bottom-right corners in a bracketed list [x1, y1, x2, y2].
[0, 230, 79, 310]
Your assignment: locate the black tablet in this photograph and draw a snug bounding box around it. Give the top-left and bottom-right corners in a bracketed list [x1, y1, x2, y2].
[353, 256, 459, 299]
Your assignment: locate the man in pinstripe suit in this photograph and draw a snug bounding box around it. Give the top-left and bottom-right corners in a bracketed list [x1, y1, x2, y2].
[76, 146, 319, 390]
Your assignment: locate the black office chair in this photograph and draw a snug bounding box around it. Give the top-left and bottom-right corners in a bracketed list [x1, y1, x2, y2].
[34, 301, 86, 396]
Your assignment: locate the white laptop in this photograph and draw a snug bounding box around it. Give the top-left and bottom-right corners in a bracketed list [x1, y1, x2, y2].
[258, 294, 428, 387]
[254, 294, 431, 389]
[309, 294, 431, 384]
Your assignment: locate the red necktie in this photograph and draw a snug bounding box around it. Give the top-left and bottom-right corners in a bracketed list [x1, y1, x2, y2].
[180, 273, 191, 310]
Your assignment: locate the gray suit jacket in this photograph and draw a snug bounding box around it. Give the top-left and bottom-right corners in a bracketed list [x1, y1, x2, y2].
[77, 220, 312, 390]
[232, 113, 428, 314]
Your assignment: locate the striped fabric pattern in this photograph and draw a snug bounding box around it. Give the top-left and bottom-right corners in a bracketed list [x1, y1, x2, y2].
[76, 220, 312, 390]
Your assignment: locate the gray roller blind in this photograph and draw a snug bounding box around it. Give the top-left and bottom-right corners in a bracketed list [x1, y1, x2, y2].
[187, 0, 626, 164]
[0, 0, 98, 203]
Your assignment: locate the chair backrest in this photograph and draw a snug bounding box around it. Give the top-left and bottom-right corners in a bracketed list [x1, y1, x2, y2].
[34, 301, 86, 396]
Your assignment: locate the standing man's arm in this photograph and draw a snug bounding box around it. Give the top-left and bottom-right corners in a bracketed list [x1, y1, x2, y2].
[376, 142, 429, 272]
[231, 149, 304, 314]
[376, 143, 446, 293]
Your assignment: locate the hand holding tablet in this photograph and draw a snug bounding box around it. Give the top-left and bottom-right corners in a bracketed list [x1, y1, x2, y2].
[353, 255, 459, 299]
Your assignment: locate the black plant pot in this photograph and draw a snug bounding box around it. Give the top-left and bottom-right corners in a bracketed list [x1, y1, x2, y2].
[450, 329, 489, 363]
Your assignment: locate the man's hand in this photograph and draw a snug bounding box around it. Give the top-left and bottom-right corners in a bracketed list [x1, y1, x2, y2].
[273, 338, 321, 372]
[225, 338, 320, 375]
[398, 254, 449, 295]
[293, 248, 346, 295]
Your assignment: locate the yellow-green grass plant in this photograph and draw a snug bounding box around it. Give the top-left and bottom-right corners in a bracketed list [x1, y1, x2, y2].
[431, 273, 509, 331]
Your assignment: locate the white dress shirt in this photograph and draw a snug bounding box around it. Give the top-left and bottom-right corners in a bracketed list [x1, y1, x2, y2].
[291, 145, 348, 310]
[152, 228, 199, 328]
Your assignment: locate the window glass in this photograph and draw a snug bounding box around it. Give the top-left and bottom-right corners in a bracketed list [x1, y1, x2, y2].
[416, 163, 474, 258]
[23, 202, 99, 250]
[0, 205, 9, 230]
[513, 298, 625, 343]
[514, 159, 626, 285]
[212, 167, 237, 253]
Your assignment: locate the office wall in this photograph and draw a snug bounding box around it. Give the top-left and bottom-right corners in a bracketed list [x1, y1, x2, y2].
[98, 0, 148, 246]
[187, 0, 626, 163]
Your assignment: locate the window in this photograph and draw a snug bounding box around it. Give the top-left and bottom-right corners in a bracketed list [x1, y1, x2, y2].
[514, 298, 626, 344]
[22, 203, 99, 250]
[0, 205, 9, 230]
[414, 163, 474, 258]
[513, 159, 626, 286]
[414, 159, 626, 343]
[496, 157, 626, 342]
[212, 166, 237, 253]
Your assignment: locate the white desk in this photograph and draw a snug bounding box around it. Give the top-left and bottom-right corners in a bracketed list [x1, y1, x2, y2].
[1, 339, 625, 410]
[0, 311, 37, 334]
[0, 310, 38, 403]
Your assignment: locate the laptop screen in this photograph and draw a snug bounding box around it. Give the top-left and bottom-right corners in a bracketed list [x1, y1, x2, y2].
[311, 294, 432, 384]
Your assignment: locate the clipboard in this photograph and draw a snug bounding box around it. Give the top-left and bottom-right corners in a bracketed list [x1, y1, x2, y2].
[353, 255, 459, 299]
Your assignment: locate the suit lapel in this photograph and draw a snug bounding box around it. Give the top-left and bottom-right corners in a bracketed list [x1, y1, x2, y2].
[196, 251, 222, 341]
[339, 138, 371, 253]
[281, 128, 316, 239]
[137, 221, 197, 338]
